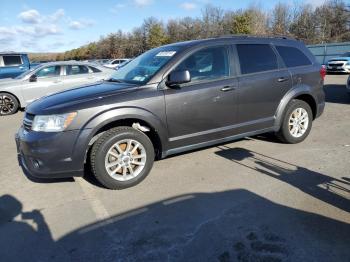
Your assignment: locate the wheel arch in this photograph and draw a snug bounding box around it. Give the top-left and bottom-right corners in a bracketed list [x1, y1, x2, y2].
[81, 108, 169, 162]
[0, 91, 22, 108]
[274, 86, 318, 131]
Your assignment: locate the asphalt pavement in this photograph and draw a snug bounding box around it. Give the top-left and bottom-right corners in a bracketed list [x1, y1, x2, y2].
[0, 75, 349, 262]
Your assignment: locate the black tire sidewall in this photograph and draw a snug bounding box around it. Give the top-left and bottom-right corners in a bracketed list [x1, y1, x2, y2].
[0, 93, 19, 116]
[92, 128, 155, 189]
[280, 100, 313, 144]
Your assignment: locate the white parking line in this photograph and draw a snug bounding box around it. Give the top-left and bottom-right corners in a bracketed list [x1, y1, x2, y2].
[76, 177, 111, 222]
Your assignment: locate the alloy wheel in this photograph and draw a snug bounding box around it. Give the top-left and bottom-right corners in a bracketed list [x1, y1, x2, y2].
[104, 139, 147, 181]
[0, 94, 16, 115]
[288, 107, 309, 138]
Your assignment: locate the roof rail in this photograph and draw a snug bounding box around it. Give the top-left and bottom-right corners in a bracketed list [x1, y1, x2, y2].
[215, 34, 295, 40]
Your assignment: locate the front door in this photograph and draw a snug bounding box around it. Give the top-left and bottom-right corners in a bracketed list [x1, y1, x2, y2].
[21, 65, 63, 104]
[164, 45, 239, 149]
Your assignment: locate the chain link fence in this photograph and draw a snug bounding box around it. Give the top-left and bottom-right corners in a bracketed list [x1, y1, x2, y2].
[307, 42, 350, 64]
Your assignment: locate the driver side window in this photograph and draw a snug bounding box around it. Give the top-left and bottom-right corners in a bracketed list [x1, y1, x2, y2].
[36, 66, 61, 78]
[175, 46, 230, 83]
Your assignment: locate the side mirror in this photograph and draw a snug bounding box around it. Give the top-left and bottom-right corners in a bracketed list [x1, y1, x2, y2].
[29, 74, 37, 82]
[166, 70, 191, 87]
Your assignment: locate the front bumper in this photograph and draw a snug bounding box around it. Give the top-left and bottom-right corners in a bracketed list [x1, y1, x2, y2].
[15, 127, 87, 179]
[326, 65, 350, 73]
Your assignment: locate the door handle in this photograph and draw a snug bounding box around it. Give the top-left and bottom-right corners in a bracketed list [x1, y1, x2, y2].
[220, 86, 236, 92]
[277, 77, 289, 82]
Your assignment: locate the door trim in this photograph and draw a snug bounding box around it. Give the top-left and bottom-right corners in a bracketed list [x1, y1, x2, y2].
[164, 126, 274, 157]
[169, 116, 273, 142]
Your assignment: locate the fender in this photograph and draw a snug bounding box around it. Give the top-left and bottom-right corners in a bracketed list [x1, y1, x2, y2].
[0, 87, 26, 108]
[83, 106, 169, 150]
[274, 84, 317, 131]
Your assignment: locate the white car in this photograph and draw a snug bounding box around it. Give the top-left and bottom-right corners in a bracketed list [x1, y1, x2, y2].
[0, 61, 114, 115]
[103, 59, 130, 70]
[326, 52, 350, 74]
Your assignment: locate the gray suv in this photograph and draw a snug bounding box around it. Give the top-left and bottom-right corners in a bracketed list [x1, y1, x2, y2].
[15, 36, 325, 189]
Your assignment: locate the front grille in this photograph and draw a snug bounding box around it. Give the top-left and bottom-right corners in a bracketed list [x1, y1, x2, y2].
[328, 63, 345, 67]
[23, 113, 35, 131]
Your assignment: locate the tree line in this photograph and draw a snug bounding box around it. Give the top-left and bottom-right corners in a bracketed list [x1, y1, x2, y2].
[34, 0, 350, 61]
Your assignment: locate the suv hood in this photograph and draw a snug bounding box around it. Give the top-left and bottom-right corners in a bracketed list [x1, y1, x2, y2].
[26, 81, 139, 114]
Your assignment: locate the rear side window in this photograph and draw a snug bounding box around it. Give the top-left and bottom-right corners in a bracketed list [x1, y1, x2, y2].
[276, 46, 311, 67]
[175, 46, 230, 82]
[66, 65, 89, 75]
[237, 44, 278, 74]
[3, 55, 22, 66]
[89, 66, 102, 73]
[36, 66, 61, 78]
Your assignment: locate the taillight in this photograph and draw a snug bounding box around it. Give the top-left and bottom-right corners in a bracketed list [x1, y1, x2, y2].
[320, 65, 326, 80]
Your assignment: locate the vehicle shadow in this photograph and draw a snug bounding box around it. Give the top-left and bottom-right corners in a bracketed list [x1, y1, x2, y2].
[215, 146, 350, 213]
[1, 188, 350, 261]
[249, 133, 282, 144]
[324, 84, 350, 104]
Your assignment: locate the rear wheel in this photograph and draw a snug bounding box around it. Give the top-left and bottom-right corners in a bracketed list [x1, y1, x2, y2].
[276, 99, 313, 144]
[0, 93, 19, 116]
[90, 127, 155, 189]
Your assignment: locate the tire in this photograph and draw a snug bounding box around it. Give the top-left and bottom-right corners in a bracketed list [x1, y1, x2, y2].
[90, 126, 155, 189]
[276, 99, 313, 144]
[0, 93, 19, 116]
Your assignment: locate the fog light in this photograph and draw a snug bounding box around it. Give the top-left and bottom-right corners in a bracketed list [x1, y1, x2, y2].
[32, 160, 40, 169]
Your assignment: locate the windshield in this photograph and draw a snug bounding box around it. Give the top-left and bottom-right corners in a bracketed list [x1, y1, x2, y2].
[14, 65, 40, 79]
[109, 46, 181, 84]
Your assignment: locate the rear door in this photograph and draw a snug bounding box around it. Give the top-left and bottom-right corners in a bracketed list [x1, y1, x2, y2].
[274, 45, 317, 94]
[164, 45, 239, 149]
[61, 65, 92, 91]
[235, 43, 292, 133]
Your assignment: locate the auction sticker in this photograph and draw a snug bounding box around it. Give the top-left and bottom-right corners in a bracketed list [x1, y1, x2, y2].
[156, 51, 176, 57]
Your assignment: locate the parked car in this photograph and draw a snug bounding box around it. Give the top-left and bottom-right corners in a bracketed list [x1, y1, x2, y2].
[0, 52, 31, 79]
[16, 36, 325, 189]
[0, 61, 114, 115]
[326, 52, 350, 73]
[96, 59, 112, 65]
[117, 59, 132, 69]
[103, 59, 131, 70]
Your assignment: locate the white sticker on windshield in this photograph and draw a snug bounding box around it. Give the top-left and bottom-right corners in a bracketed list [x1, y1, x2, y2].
[156, 51, 176, 57]
[133, 76, 146, 81]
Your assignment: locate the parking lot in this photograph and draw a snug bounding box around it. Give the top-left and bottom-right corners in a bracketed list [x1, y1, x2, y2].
[0, 75, 349, 261]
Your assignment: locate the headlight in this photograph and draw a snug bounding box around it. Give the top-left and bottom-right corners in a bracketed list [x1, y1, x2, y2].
[32, 112, 77, 132]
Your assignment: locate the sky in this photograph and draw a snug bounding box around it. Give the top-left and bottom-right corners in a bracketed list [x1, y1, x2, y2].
[0, 0, 326, 53]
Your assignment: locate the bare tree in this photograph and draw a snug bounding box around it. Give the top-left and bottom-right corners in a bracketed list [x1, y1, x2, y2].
[290, 4, 317, 43]
[60, 1, 350, 61]
[271, 2, 292, 35]
[201, 4, 224, 37]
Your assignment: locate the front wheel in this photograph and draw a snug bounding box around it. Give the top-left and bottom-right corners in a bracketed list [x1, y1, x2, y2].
[0, 93, 19, 116]
[90, 127, 155, 189]
[276, 99, 313, 144]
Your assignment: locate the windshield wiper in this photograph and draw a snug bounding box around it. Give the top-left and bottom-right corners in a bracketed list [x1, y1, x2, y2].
[106, 78, 124, 83]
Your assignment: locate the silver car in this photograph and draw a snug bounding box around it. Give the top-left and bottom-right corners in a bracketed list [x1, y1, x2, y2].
[103, 59, 130, 69]
[0, 61, 114, 115]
